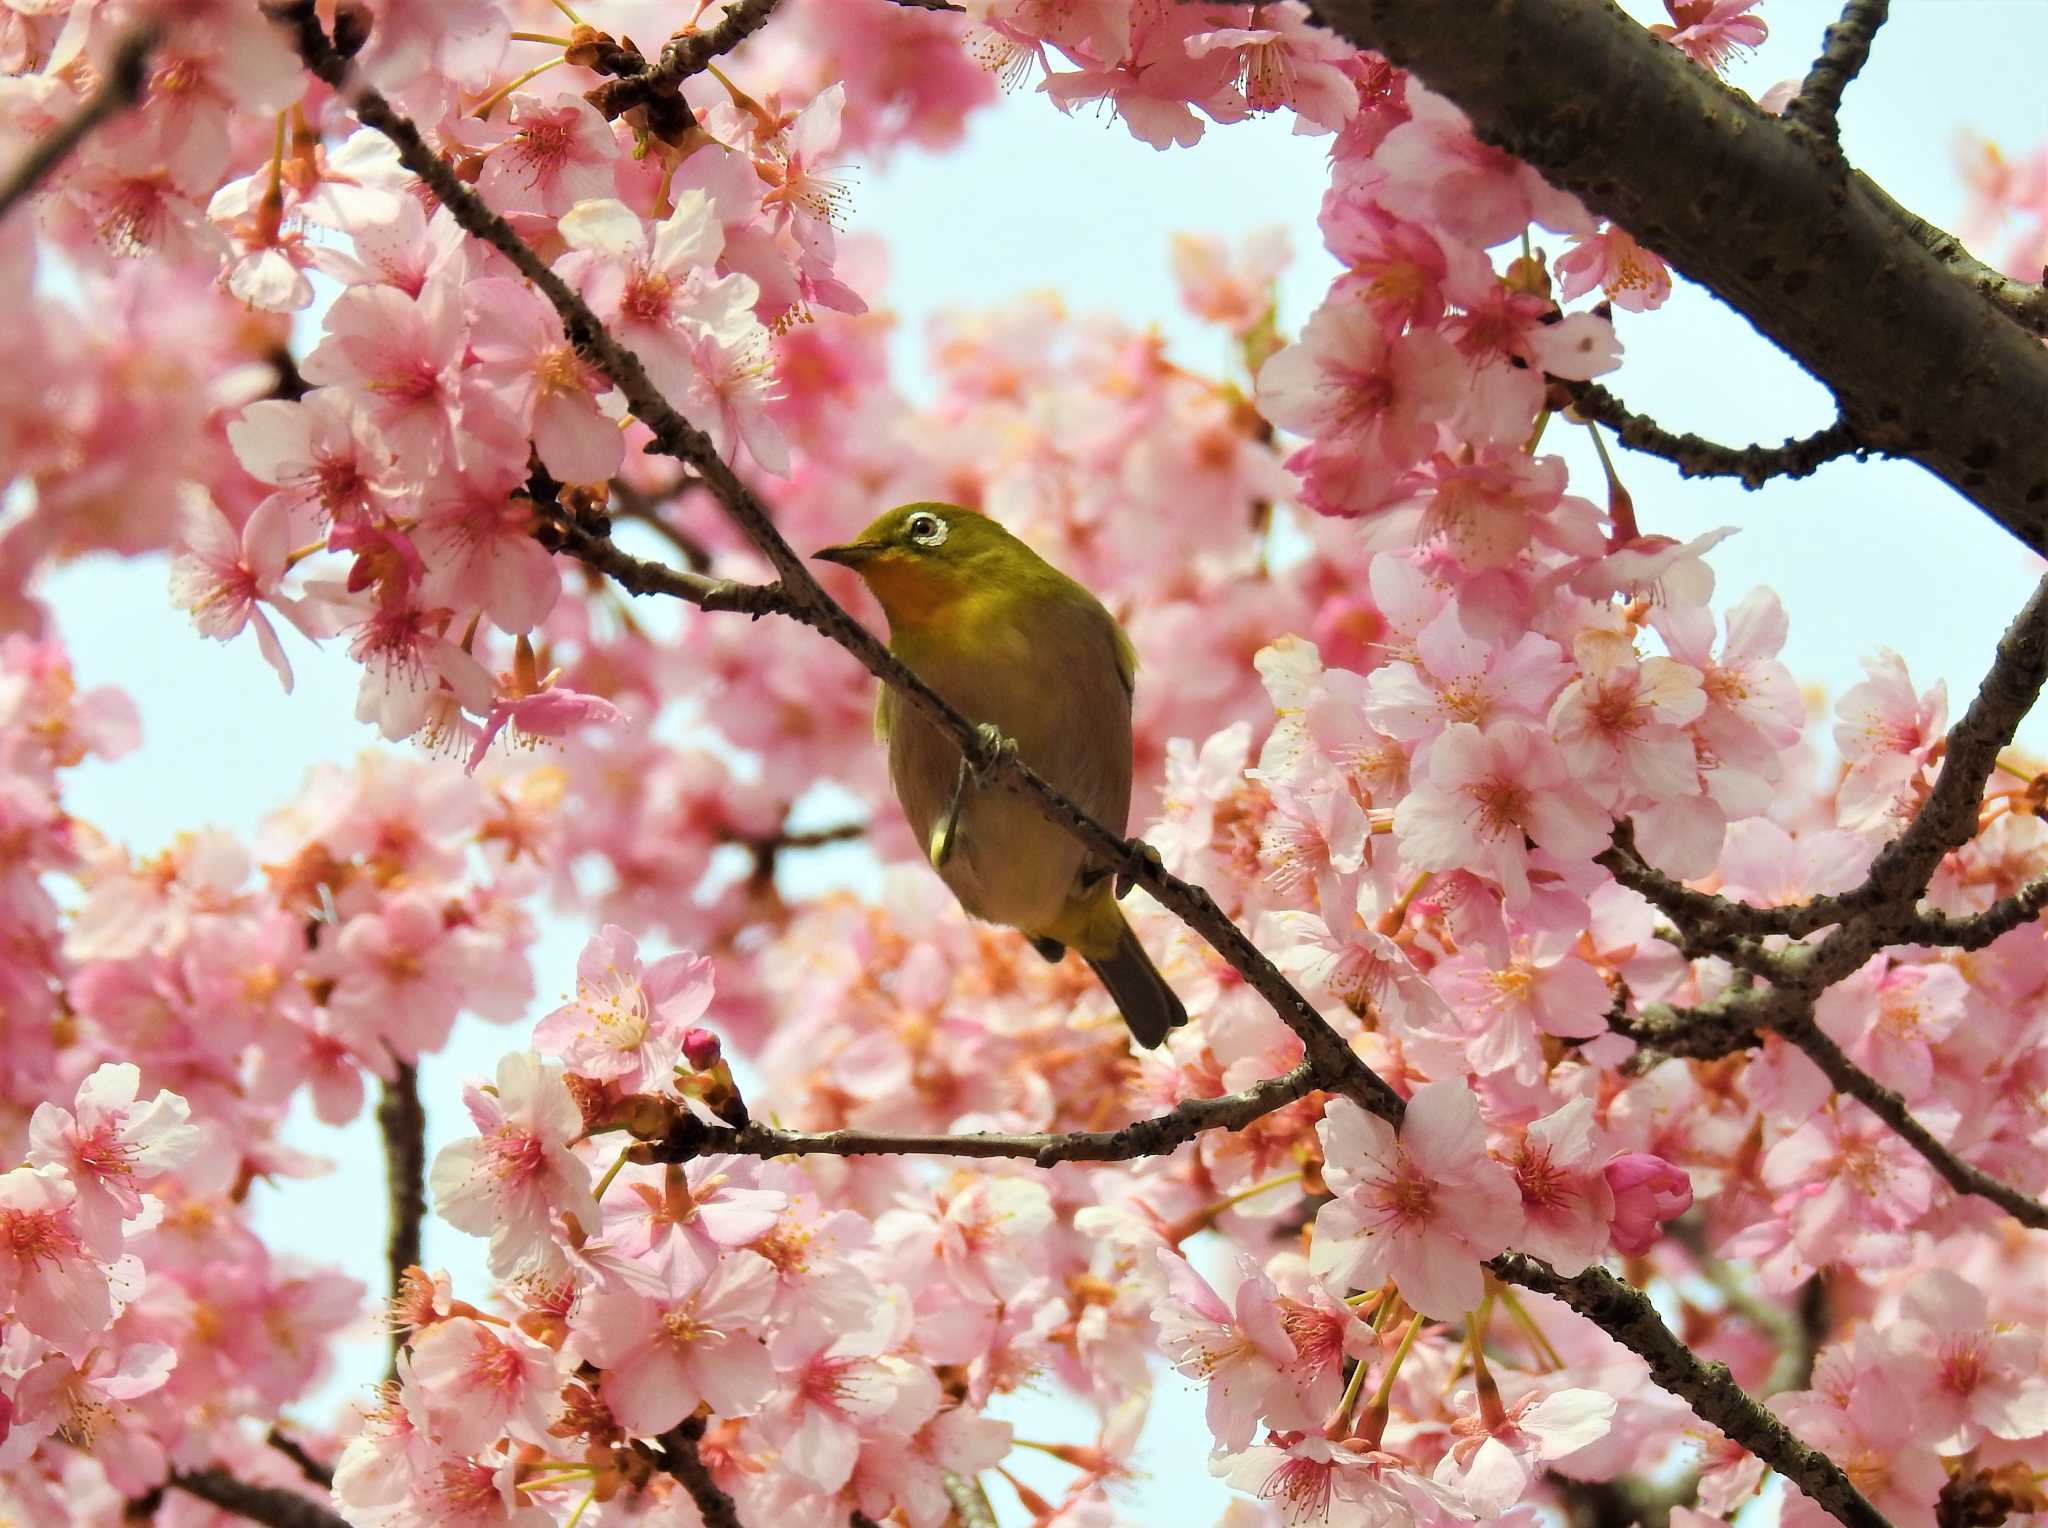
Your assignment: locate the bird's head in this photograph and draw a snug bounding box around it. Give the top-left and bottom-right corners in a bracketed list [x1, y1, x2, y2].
[813, 503, 1021, 630]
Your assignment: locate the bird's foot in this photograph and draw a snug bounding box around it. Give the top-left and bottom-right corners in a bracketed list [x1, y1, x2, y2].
[1116, 839, 1165, 901]
[969, 722, 1016, 785]
[1028, 935, 1066, 964]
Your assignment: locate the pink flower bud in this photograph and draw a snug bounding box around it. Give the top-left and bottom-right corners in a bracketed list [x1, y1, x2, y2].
[681, 1027, 722, 1071]
[1602, 1153, 1693, 1254]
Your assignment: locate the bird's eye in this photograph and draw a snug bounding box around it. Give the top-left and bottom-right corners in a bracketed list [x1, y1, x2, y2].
[906, 512, 948, 548]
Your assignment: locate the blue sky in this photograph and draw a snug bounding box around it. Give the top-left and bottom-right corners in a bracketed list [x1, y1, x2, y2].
[36, 2, 2048, 1519]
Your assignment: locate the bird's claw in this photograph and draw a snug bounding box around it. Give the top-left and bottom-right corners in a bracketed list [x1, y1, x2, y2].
[1116, 839, 1164, 901]
[970, 722, 1016, 785]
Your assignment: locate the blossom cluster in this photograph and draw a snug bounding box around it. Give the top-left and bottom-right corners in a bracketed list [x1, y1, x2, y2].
[0, 636, 550, 1517]
[1, 2, 2043, 1528]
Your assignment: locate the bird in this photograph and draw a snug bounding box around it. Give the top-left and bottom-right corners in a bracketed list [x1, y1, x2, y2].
[814, 502, 1188, 1049]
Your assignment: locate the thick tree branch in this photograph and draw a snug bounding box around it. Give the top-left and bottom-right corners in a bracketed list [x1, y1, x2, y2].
[0, 25, 158, 224]
[1312, 0, 2048, 557]
[656, 1417, 746, 1528]
[1559, 381, 1864, 489]
[657, 1061, 1321, 1168]
[1782, 1, 1890, 142]
[170, 1468, 348, 1528]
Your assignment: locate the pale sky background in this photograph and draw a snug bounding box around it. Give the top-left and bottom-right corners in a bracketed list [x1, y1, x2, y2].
[31, 2, 2048, 1520]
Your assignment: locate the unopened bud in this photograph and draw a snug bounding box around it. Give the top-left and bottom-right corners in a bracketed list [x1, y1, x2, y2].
[1503, 252, 1551, 300]
[681, 1027, 722, 1070]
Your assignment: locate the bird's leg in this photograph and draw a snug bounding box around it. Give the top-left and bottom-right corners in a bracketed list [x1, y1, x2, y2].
[930, 725, 1016, 870]
[929, 754, 971, 870]
[1116, 838, 1165, 901]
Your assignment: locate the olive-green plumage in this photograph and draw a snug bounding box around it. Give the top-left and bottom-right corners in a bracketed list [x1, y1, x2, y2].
[815, 503, 1187, 1049]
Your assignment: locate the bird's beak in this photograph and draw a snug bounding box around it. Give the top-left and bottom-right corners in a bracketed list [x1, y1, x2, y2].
[813, 541, 883, 567]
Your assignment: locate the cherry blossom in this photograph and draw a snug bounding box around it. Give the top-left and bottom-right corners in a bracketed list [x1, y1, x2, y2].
[430, 1051, 598, 1281]
[533, 924, 713, 1090]
[1311, 1083, 1522, 1318]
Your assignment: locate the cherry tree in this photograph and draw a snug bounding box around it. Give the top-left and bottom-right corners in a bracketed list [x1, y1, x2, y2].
[1, 2, 2045, 1527]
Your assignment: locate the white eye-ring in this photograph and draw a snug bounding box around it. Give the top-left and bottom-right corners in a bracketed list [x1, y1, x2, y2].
[907, 511, 949, 548]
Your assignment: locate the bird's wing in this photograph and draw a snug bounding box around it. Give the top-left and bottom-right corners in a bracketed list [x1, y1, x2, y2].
[1109, 616, 1137, 699]
[874, 685, 892, 744]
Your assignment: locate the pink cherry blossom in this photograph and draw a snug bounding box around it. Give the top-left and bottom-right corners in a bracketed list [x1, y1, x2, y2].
[1216, 1432, 1473, 1527]
[1311, 1083, 1522, 1318]
[1393, 720, 1610, 904]
[460, 277, 623, 488]
[476, 93, 619, 217]
[1873, 1268, 2048, 1450]
[1834, 649, 1947, 832]
[1155, 1250, 1308, 1450]
[0, 1167, 115, 1357]
[1435, 1382, 1616, 1514]
[1257, 295, 1465, 477]
[533, 925, 713, 1089]
[1651, 0, 1769, 72]
[574, 1240, 778, 1435]
[430, 1051, 598, 1281]
[299, 274, 472, 474]
[1504, 1099, 1615, 1275]
[226, 389, 402, 530]
[1372, 87, 1591, 249]
[1601, 1154, 1693, 1255]
[25, 1063, 199, 1258]
[406, 1316, 561, 1455]
[1556, 224, 1674, 312]
[166, 487, 317, 690]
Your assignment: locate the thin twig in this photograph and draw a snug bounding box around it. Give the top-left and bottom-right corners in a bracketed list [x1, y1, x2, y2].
[1792, 571, 2048, 943]
[609, 473, 712, 571]
[0, 25, 159, 224]
[375, 1061, 426, 1381]
[656, 1062, 1321, 1169]
[1558, 380, 1865, 489]
[1782, 0, 1890, 143]
[1894, 873, 2048, 950]
[272, 2, 1406, 1134]
[1488, 1255, 1890, 1528]
[266, 1428, 335, 1491]
[657, 1417, 746, 1528]
[1773, 1011, 2048, 1228]
[584, 0, 782, 123]
[171, 1469, 349, 1528]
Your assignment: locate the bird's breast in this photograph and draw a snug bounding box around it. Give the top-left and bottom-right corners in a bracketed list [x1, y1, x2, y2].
[883, 602, 1133, 933]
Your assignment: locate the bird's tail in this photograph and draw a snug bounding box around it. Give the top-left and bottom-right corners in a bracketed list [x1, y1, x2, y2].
[1081, 908, 1188, 1050]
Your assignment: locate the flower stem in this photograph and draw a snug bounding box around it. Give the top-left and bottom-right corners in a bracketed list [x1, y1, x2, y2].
[564, 1484, 598, 1528]
[523, 1469, 595, 1492]
[473, 56, 565, 120]
[592, 1144, 632, 1202]
[510, 31, 574, 46]
[1324, 1347, 1375, 1438]
[1497, 1283, 1565, 1371]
